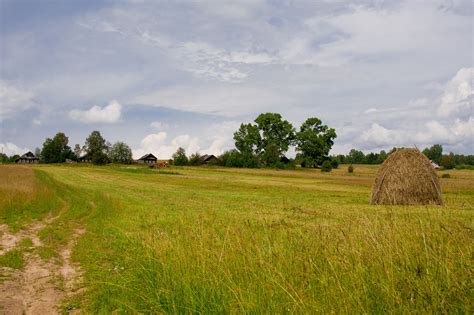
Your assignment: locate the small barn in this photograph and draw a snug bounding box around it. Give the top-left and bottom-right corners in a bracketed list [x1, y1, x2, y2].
[15, 152, 39, 164]
[137, 153, 158, 164]
[199, 154, 219, 165]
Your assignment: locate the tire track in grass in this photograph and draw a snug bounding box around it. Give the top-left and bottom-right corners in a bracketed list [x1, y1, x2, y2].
[0, 209, 85, 314]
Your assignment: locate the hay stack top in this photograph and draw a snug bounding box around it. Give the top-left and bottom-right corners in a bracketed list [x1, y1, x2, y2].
[371, 148, 443, 205]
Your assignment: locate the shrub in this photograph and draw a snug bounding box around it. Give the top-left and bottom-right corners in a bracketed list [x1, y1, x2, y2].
[348, 165, 354, 173]
[330, 159, 339, 169]
[220, 150, 260, 168]
[188, 152, 202, 166]
[440, 154, 455, 169]
[172, 147, 189, 166]
[441, 173, 451, 178]
[321, 160, 332, 172]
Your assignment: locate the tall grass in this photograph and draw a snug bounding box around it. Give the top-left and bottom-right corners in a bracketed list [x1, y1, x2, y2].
[0, 166, 62, 231]
[1, 165, 472, 313]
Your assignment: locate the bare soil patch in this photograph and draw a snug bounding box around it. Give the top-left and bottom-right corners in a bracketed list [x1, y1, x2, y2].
[0, 217, 84, 314]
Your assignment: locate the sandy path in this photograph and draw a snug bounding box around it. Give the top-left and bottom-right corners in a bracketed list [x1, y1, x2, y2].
[0, 217, 85, 314]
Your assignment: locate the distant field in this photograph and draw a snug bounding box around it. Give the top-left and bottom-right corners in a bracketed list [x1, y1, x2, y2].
[0, 164, 473, 313]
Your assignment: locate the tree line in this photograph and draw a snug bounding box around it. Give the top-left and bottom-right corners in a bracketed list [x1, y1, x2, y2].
[1, 114, 473, 170]
[0, 130, 133, 165]
[332, 144, 474, 169]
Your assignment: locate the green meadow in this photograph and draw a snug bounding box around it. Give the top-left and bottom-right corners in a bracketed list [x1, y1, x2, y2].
[0, 164, 473, 313]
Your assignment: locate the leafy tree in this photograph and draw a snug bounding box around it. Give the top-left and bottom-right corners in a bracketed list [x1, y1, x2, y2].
[40, 132, 74, 163]
[9, 154, 19, 162]
[440, 153, 455, 169]
[172, 147, 189, 166]
[188, 152, 203, 166]
[377, 150, 388, 164]
[255, 113, 295, 158]
[84, 130, 109, 165]
[422, 144, 443, 164]
[321, 160, 332, 172]
[234, 123, 261, 154]
[219, 150, 260, 168]
[0, 153, 9, 163]
[74, 144, 82, 161]
[296, 117, 336, 168]
[109, 142, 133, 164]
[347, 149, 365, 164]
[233, 113, 295, 166]
[365, 152, 379, 164]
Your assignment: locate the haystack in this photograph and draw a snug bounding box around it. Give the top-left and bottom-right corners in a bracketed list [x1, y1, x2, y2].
[370, 148, 443, 205]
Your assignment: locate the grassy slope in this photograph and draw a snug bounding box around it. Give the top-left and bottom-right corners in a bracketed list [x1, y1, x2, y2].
[2, 164, 473, 313]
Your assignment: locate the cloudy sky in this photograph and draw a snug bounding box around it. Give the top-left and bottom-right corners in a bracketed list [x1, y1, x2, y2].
[1, 0, 472, 158]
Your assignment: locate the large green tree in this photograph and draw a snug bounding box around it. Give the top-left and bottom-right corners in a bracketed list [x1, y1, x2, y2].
[422, 144, 443, 164]
[40, 132, 74, 163]
[172, 147, 189, 166]
[233, 113, 295, 166]
[109, 142, 133, 164]
[296, 118, 336, 167]
[84, 131, 109, 165]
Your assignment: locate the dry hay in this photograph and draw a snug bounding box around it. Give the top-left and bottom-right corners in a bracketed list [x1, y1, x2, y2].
[371, 148, 443, 205]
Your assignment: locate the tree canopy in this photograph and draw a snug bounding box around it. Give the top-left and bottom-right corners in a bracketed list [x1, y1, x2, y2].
[172, 147, 189, 166]
[233, 113, 296, 166]
[296, 117, 336, 167]
[422, 144, 443, 164]
[40, 132, 74, 163]
[85, 131, 109, 165]
[109, 142, 133, 164]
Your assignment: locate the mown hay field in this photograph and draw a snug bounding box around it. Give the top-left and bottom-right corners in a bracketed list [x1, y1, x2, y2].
[0, 164, 473, 313]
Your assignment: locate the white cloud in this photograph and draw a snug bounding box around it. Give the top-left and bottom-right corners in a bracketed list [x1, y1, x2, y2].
[133, 132, 200, 159]
[32, 118, 41, 126]
[202, 121, 241, 155]
[149, 121, 169, 130]
[0, 142, 30, 156]
[437, 67, 473, 117]
[0, 82, 35, 120]
[69, 100, 122, 123]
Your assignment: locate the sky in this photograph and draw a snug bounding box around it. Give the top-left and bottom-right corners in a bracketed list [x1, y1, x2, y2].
[0, 0, 473, 159]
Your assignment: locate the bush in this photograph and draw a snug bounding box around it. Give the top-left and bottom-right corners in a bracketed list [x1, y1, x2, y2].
[348, 165, 354, 173]
[220, 150, 260, 168]
[441, 173, 451, 178]
[321, 160, 332, 172]
[172, 147, 189, 166]
[330, 159, 339, 169]
[440, 154, 455, 170]
[188, 152, 202, 166]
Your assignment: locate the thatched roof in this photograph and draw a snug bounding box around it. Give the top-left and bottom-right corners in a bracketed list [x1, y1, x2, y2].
[370, 148, 443, 205]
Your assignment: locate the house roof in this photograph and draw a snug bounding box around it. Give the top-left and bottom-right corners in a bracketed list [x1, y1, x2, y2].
[198, 154, 218, 163]
[15, 151, 39, 162]
[21, 151, 37, 158]
[138, 153, 157, 160]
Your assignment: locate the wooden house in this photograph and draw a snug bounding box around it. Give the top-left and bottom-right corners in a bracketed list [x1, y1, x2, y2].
[15, 151, 39, 164]
[198, 154, 219, 165]
[137, 153, 158, 164]
[79, 154, 91, 163]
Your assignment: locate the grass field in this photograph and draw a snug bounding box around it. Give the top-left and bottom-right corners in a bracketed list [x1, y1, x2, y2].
[0, 164, 473, 313]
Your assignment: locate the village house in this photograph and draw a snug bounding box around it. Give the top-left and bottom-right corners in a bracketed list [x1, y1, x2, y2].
[79, 154, 91, 163]
[15, 151, 40, 164]
[198, 154, 219, 165]
[137, 153, 158, 164]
